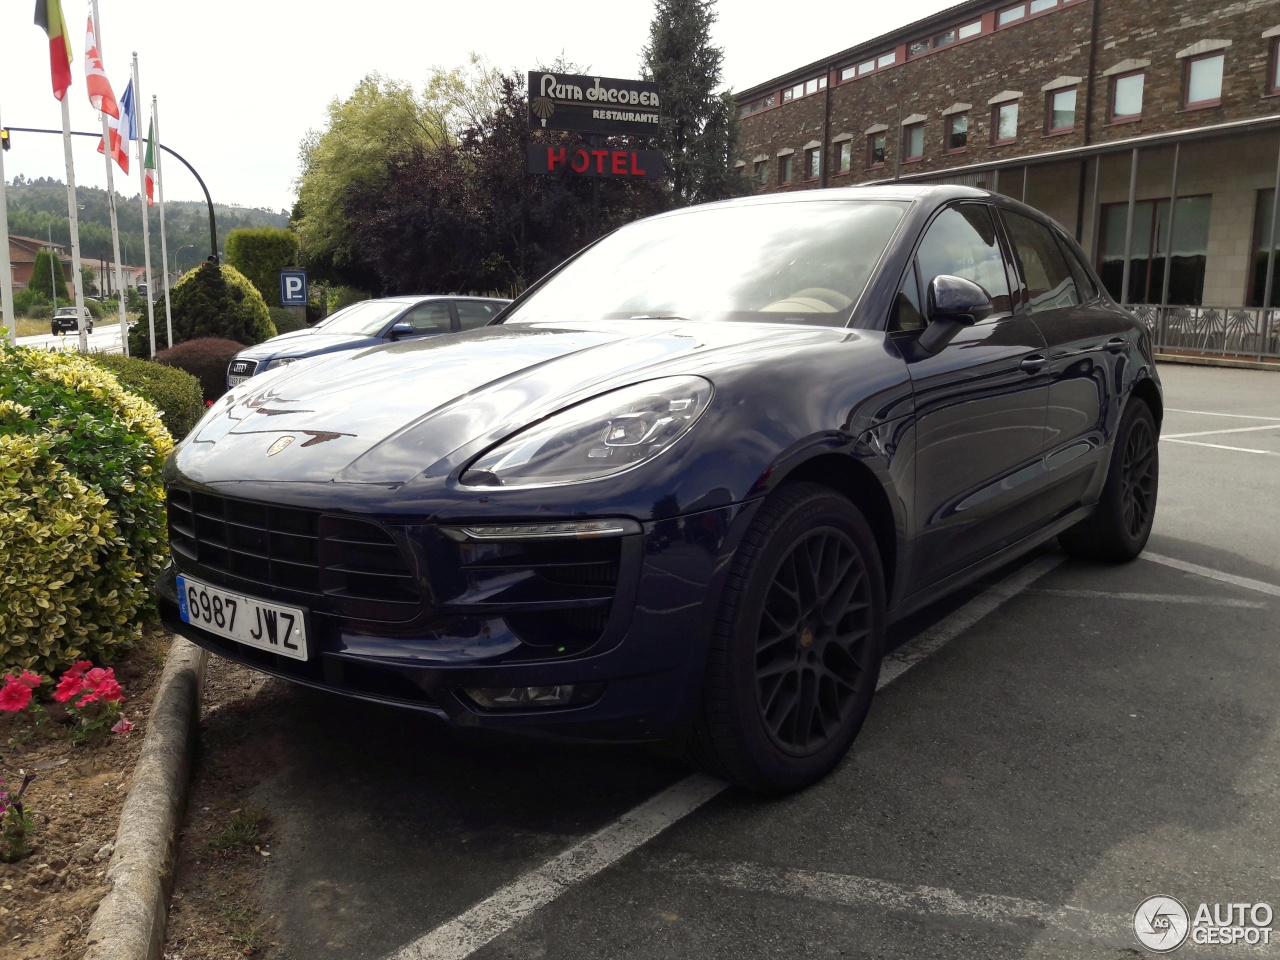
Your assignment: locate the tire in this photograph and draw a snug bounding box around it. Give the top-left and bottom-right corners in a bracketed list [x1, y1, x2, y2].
[686, 482, 886, 793]
[87, 322, 93, 333]
[1059, 399, 1158, 562]
[51, 325, 58, 337]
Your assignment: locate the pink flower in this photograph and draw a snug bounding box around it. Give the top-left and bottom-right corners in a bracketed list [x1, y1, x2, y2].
[65, 660, 95, 679]
[81, 677, 125, 704]
[82, 667, 109, 689]
[0, 679, 33, 712]
[110, 716, 134, 734]
[16, 671, 42, 689]
[53, 674, 87, 703]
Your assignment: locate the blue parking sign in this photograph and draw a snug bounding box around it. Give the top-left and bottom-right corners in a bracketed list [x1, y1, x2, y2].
[280, 270, 308, 306]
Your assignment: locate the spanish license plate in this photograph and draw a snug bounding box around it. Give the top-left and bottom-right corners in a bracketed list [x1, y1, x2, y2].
[176, 574, 308, 660]
[228, 375, 250, 387]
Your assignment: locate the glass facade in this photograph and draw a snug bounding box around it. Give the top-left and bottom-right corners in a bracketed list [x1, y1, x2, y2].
[1249, 189, 1280, 307]
[1100, 196, 1211, 305]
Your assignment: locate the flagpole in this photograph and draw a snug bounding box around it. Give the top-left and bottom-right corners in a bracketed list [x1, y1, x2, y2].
[131, 54, 156, 357]
[0, 101, 16, 347]
[60, 96, 90, 354]
[152, 96, 173, 349]
[90, 0, 129, 356]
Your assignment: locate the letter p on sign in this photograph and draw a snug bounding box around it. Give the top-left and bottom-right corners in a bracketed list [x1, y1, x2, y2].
[280, 271, 308, 306]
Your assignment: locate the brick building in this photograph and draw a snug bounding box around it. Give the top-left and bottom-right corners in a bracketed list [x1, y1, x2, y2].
[735, 0, 1280, 346]
[7, 235, 71, 288]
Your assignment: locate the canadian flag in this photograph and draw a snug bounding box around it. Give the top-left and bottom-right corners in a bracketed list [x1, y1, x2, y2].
[84, 16, 118, 118]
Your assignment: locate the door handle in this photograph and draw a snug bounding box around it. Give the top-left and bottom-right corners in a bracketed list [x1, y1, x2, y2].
[1105, 337, 1127, 353]
[1020, 354, 1046, 374]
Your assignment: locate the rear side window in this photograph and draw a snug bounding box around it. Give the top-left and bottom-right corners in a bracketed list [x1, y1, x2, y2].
[915, 203, 1013, 321]
[457, 301, 500, 330]
[1056, 235, 1098, 301]
[1003, 211, 1081, 312]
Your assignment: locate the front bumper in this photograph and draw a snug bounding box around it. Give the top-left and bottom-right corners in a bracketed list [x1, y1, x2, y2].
[159, 491, 758, 743]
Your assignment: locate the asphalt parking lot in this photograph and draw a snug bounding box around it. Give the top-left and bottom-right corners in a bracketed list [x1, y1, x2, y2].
[180, 362, 1280, 959]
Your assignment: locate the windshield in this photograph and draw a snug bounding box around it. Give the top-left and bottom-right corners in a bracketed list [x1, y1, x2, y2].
[505, 200, 906, 327]
[315, 300, 409, 336]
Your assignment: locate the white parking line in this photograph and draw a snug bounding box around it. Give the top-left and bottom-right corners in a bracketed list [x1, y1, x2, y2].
[1167, 408, 1280, 421]
[651, 852, 1133, 949]
[1143, 553, 1280, 598]
[1163, 438, 1280, 456]
[383, 553, 1064, 960]
[1163, 424, 1280, 439]
[1030, 588, 1266, 608]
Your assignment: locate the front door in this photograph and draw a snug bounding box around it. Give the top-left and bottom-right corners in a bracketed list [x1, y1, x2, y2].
[897, 202, 1051, 587]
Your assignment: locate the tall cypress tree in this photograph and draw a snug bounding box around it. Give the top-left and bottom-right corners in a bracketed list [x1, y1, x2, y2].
[28, 251, 70, 303]
[642, 0, 747, 207]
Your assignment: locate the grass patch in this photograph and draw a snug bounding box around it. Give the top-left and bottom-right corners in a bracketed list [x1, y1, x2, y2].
[8, 317, 52, 337]
[205, 807, 268, 855]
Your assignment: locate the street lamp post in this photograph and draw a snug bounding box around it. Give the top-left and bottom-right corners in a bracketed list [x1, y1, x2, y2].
[175, 243, 193, 279]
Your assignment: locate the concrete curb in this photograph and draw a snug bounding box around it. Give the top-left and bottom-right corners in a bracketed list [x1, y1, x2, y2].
[83, 637, 207, 960]
[1156, 353, 1280, 371]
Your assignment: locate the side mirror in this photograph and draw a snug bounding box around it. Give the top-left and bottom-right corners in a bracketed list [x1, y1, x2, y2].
[388, 322, 415, 339]
[917, 275, 993, 354]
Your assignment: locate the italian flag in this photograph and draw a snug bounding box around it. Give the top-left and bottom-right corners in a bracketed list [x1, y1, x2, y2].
[144, 120, 156, 206]
[34, 0, 74, 101]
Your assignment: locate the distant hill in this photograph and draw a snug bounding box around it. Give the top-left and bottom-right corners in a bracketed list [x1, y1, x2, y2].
[4, 176, 290, 270]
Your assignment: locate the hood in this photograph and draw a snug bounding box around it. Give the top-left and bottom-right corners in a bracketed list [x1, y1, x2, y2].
[234, 328, 381, 362]
[176, 320, 859, 486]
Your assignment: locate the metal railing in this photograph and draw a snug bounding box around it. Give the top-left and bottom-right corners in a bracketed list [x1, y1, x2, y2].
[1126, 305, 1280, 361]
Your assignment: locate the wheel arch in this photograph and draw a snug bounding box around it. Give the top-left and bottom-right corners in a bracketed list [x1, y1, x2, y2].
[772, 452, 901, 601]
[1129, 374, 1163, 428]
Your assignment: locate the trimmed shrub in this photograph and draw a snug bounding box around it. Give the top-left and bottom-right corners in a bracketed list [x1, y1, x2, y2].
[85, 299, 105, 320]
[13, 288, 49, 317]
[154, 337, 245, 402]
[150, 262, 275, 351]
[88, 354, 205, 440]
[269, 306, 307, 334]
[27, 251, 69, 302]
[25, 304, 53, 321]
[226, 227, 300, 308]
[0, 344, 172, 674]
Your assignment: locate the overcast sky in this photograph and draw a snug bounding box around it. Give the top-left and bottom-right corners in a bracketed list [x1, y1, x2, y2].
[1, 0, 954, 211]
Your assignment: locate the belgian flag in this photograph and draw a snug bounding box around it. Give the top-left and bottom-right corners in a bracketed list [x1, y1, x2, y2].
[34, 0, 74, 101]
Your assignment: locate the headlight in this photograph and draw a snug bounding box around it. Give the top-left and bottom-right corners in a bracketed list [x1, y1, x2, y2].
[461, 376, 712, 487]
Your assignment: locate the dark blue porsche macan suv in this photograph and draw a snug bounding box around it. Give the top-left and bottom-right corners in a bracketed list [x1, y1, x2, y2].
[162, 186, 1161, 792]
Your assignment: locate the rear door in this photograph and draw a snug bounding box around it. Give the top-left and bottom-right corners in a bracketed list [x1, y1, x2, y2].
[393, 300, 455, 339]
[455, 299, 503, 331]
[899, 202, 1052, 587]
[999, 207, 1130, 517]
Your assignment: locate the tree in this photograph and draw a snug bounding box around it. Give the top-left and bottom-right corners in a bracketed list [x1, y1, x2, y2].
[294, 60, 506, 292]
[642, 0, 748, 206]
[81, 265, 98, 297]
[28, 251, 69, 303]
[131, 263, 275, 356]
[225, 227, 301, 307]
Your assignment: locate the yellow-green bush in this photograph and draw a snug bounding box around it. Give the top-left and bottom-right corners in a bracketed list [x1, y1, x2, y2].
[0, 344, 173, 674]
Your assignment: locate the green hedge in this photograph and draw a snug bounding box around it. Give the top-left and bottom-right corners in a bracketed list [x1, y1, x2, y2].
[131, 262, 275, 356]
[0, 343, 172, 674]
[87, 354, 206, 440]
[226, 227, 300, 308]
[269, 306, 307, 334]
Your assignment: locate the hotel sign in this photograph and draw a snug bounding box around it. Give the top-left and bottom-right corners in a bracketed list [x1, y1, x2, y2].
[527, 71, 661, 137]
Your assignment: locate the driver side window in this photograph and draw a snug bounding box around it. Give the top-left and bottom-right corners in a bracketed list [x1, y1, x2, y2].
[914, 204, 1013, 323]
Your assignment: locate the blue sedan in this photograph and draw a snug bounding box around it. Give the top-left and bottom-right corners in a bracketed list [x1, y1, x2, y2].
[225, 295, 510, 388]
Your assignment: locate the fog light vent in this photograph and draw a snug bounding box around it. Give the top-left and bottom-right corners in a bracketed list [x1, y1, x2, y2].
[464, 683, 604, 710]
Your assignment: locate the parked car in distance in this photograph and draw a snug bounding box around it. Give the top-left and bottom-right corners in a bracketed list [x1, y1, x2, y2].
[165, 186, 1161, 793]
[224, 295, 510, 388]
[51, 306, 93, 335]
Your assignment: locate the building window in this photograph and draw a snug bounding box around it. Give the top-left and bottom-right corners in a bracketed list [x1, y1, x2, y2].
[868, 133, 887, 167]
[779, 155, 793, 184]
[805, 77, 827, 96]
[1271, 40, 1280, 94]
[1250, 189, 1280, 306]
[1047, 88, 1076, 132]
[909, 39, 930, 57]
[998, 3, 1026, 26]
[1029, 0, 1057, 12]
[1111, 71, 1145, 121]
[877, 52, 896, 68]
[993, 102, 1019, 143]
[1099, 196, 1211, 305]
[903, 123, 924, 160]
[753, 160, 767, 186]
[806, 147, 821, 180]
[837, 141, 853, 174]
[1184, 53, 1224, 108]
[947, 114, 969, 152]
[958, 20, 982, 39]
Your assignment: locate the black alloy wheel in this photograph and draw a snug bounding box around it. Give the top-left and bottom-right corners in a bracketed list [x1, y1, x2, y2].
[755, 528, 874, 757]
[687, 482, 885, 793]
[1059, 398, 1159, 562]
